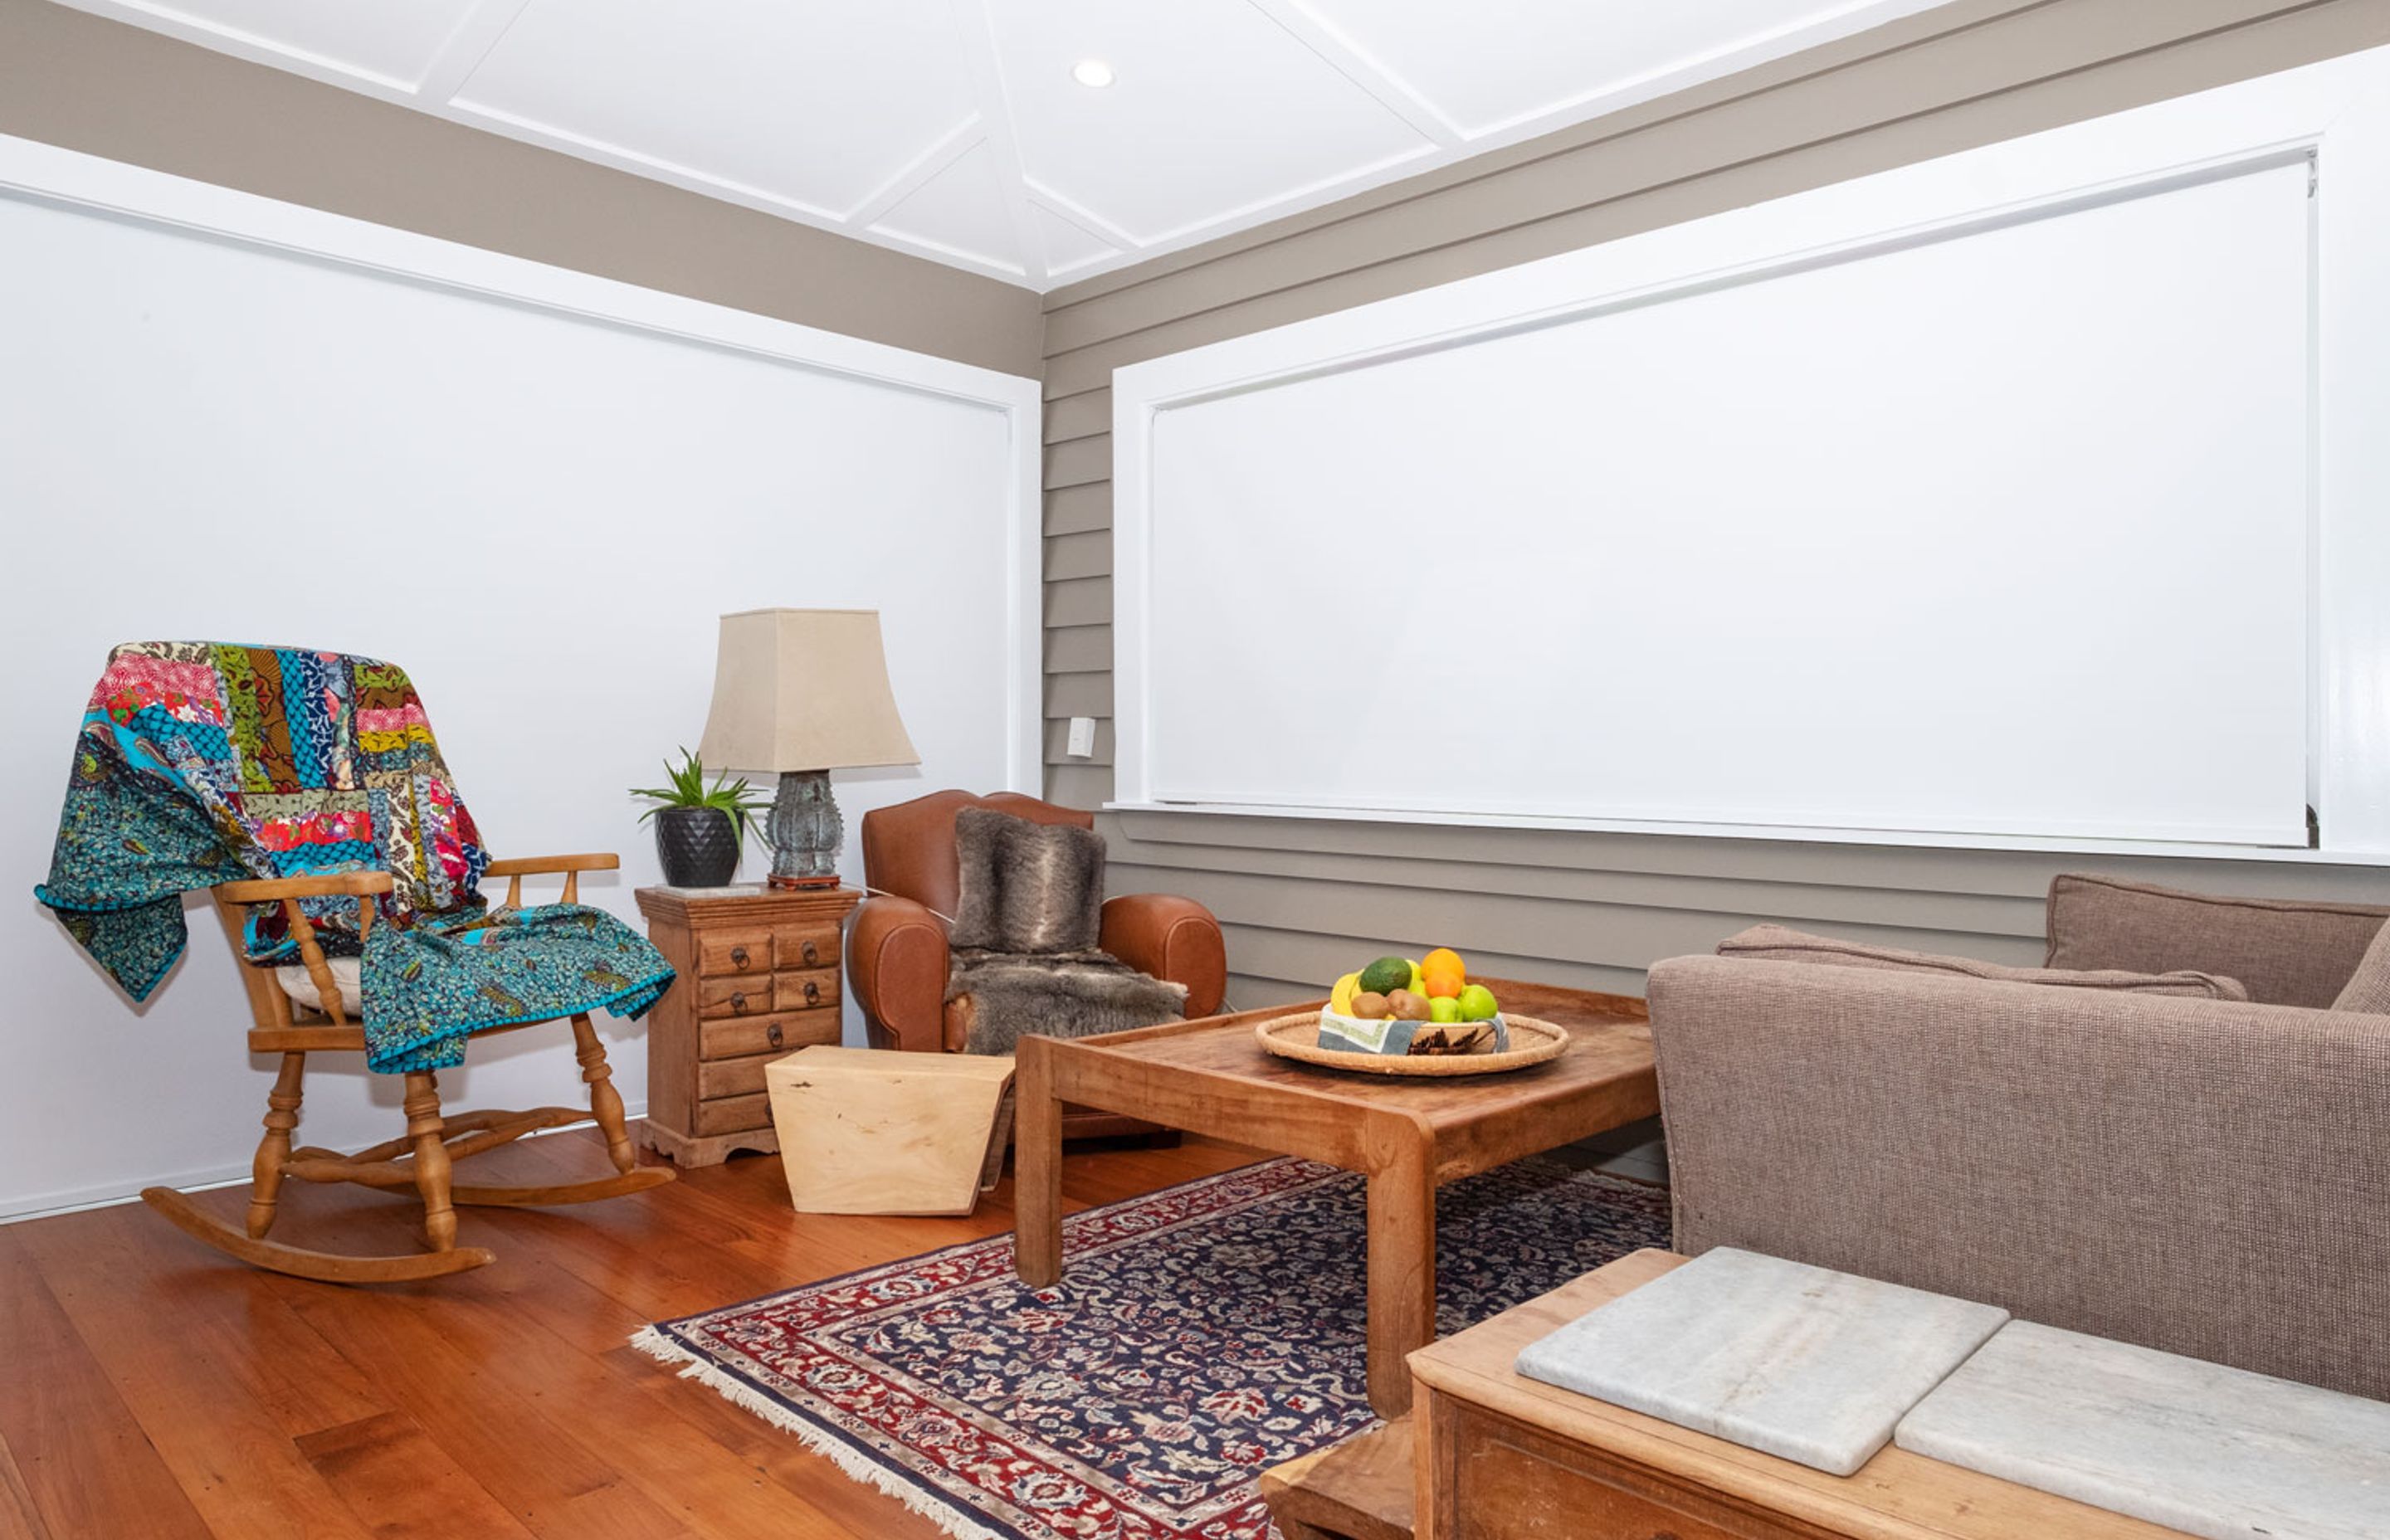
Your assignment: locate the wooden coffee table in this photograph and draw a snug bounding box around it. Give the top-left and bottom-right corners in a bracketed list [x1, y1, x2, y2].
[1264, 1250, 2186, 1540]
[1012, 980, 1657, 1416]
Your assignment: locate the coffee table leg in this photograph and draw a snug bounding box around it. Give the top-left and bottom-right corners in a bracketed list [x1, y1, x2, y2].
[1364, 1132, 1436, 1417]
[1014, 1036, 1064, 1286]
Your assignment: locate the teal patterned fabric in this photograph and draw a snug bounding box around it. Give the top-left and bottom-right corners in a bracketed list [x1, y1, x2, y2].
[36, 641, 674, 1074]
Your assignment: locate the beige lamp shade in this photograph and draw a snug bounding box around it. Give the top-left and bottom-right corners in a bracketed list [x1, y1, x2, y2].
[695, 608, 920, 773]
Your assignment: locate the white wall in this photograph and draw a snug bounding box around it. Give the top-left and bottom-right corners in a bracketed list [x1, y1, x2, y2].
[0, 135, 1040, 1219]
[1113, 44, 2390, 861]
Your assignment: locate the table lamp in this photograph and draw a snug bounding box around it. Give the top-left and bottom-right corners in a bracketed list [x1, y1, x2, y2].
[695, 608, 919, 889]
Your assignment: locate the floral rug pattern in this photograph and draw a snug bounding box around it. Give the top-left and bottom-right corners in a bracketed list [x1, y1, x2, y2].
[637, 1155, 1670, 1540]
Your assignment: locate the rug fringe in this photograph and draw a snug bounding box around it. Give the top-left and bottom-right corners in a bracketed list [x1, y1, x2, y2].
[627, 1327, 1012, 1540]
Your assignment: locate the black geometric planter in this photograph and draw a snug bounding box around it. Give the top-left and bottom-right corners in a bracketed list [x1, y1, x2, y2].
[654, 806, 739, 888]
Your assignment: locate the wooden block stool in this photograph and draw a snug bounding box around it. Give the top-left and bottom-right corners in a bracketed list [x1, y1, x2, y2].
[766, 1047, 1016, 1216]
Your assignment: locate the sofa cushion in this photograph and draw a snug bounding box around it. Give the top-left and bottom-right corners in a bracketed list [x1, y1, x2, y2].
[2329, 919, 2390, 1014]
[948, 807, 1106, 954]
[1719, 924, 2246, 1000]
[2046, 875, 2389, 1008]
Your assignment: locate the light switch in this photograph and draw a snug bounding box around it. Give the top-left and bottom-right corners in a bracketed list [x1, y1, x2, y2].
[1066, 716, 1096, 758]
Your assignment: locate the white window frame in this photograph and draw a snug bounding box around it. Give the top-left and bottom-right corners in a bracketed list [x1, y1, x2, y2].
[1111, 45, 2390, 861]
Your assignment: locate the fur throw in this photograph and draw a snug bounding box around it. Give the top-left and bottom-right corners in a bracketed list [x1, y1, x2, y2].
[947, 948, 1187, 1056]
[948, 807, 1107, 954]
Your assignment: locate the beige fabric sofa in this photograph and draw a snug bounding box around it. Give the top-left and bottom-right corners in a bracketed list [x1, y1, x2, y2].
[1646, 875, 2390, 1401]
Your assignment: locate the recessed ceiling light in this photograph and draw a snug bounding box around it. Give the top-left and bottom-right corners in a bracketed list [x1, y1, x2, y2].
[1071, 59, 1116, 89]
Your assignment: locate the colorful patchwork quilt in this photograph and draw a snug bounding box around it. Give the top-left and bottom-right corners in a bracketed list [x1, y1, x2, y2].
[35, 642, 674, 1074]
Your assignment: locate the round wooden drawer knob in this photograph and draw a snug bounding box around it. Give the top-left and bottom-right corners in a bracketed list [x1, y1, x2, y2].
[730, 991, 749, 1013]
[730, 944, 751, 967]
[800, 940, 820, 965]
[803, 981, 820, 1004]
[767, 1022, 783, 1048]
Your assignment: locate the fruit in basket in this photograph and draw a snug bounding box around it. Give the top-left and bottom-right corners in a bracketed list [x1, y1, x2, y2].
[1351, 991, 1391, 1019]
[1358, 956, 1412, 997]
[1456, 983, 1500, 1021]
[1422, 947, 1466, 978]
[1428, 995, 1461, 1025]
[1387, 988, 1433, 1021]
[1329, 972, 1361, 1016]
[1422, 970, 1463, 999]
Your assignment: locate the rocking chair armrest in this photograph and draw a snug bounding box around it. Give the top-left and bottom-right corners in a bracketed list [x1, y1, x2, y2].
[482, 853, 620, 877]
[214, 870, 395, 904]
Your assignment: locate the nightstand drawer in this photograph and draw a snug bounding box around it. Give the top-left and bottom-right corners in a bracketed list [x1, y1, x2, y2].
[696, 976, 776, 1018]
[774, 926, 837, 972]
[697, 1050, 784, 1100]
[774, 967, 838, 1014]
[694, 1092, 771, 1136]
[700, 1012, 839, 1060]
[697, 928, 775, 977]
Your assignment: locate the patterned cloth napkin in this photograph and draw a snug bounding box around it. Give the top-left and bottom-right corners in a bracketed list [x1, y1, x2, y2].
[35, 641, 672, 1073]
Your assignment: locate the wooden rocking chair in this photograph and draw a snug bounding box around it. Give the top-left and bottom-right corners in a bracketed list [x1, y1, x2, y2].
[141, 853, 674, 1284]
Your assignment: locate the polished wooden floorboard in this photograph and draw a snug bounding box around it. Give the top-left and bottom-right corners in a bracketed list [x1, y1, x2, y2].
[0, 1126, 1261, 1539]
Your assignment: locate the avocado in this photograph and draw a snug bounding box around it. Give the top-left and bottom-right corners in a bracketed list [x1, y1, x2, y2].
[1358, 955, 1412, 997]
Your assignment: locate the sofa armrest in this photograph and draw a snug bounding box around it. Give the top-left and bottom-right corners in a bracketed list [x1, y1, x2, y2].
[846, 894, 950, 1053]
[1646, 953, 2390, 1401]
[1101, 893, 1227, 1017]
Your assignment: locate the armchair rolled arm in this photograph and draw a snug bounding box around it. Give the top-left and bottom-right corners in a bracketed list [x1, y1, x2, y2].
[848, 894, 952, 1052]
[1101, 893, 1227, 1017]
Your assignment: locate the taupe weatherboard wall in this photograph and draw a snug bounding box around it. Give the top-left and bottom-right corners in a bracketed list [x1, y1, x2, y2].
[1039, 0, 2390, 1008]
[0, 0, 1043, 378]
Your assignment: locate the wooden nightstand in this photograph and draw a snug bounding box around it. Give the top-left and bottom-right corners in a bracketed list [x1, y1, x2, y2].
[633, 884, 862, 1167]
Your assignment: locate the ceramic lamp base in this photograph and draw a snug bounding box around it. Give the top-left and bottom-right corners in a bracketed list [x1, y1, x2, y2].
[766, 769, 843, 889]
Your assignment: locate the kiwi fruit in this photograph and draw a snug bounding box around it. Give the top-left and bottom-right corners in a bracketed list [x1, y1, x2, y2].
[1350, 991, 1391, 1019]
[1387, 988, 1432, 1021]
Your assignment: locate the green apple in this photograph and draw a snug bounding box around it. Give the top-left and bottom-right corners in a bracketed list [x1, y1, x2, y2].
[1455, 983, 1500, 1021]
[1428, 995, 1461, 1025]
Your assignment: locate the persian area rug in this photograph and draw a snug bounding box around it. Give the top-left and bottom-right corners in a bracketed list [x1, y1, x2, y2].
[633, 1155, 1670, 1540]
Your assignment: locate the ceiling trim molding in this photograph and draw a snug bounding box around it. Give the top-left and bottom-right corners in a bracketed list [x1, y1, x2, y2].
[846, 115, 987, 227]
[413, 0, 532, 101]
[946, 0, 1048, 285]
[1244, 0, 1466, 149]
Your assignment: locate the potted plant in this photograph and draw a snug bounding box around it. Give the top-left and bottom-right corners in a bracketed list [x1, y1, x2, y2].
[632, 748, 769, 888]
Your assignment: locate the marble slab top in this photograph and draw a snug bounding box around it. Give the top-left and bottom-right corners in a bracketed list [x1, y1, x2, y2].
[1896, 1320, 2390, 1540]
[1514, 1246, 2009, 1476]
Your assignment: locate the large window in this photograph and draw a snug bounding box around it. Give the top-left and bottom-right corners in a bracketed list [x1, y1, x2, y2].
[1112, 49, 2390, 855]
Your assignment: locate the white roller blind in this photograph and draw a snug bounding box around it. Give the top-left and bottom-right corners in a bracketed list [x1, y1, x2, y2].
[1137, 159, 2314, 846]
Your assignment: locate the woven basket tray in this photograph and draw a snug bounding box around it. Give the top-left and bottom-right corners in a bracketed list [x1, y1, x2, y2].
[1254, 1011, 1569, 1077]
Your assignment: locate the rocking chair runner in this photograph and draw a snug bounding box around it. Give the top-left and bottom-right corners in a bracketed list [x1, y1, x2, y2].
[147, 855, 674, 1284]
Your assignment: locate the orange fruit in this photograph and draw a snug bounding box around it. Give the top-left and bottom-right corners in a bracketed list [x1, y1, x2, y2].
[1422, 947, 1466, 979]
[1422, 970, 1463, 999]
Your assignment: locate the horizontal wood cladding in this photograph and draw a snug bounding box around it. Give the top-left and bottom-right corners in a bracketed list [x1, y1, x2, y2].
[1044, 716, 1114, 766]
[1100, 809, 2390, 994]
[1045, 623, 1110, 674]
[1042, 671, 1111, 718]
[1046, 762, 1114, 809]
[1042, 575, 1110, 628]
[1044, 436, 1110, 489]
[1044, 389, 1111, 446]
[1043, 529, 1110, 581]
[1044, 483, 1111, 536]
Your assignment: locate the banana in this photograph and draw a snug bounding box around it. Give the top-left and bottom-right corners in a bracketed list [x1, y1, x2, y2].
[1329, 971, 1361, 1016]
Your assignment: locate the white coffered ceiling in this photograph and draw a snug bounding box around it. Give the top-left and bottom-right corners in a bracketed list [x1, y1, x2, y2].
[53, 0, 1959, 290]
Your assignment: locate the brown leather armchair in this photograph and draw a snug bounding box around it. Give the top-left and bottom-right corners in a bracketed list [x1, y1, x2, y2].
[846, 790, 1227, 1137]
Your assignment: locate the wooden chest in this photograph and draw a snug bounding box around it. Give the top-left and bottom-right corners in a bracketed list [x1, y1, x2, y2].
[633, 884, 861, 1167]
